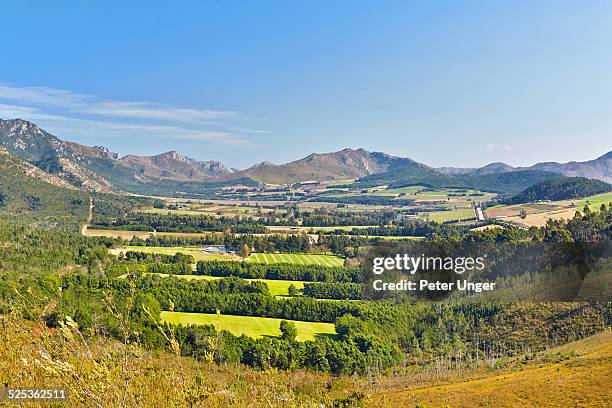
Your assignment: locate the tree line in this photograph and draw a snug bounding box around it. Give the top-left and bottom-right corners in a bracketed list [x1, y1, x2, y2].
[195, 260, 361, 282]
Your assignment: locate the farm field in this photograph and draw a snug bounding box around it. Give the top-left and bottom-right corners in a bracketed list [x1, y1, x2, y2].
[84, 227, 233, 239]
[247, 252, 345, 267]
[485, 191, 612, 227]
[486, 202, 563, 218]
[117, 245, 239, 261]
[321, 186, 495, 204]
[365, 235, 424, 240]
[570, 191, 612, 210]
[84, 227, 314, 240]
[84, 228, 155, 240]
[471, 224, 503, 232]
[160, 311, 336, 341]
[115, 246, 344, 266]
[423, 208, 476, 223]
[505, 208, 578, 227]
[144, 273, 305, 296]
[268, 225, 376, 233]
[141, 203, 284, 219]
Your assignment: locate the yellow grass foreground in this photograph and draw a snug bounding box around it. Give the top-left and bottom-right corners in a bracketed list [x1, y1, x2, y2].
[370, 330, 612, 407]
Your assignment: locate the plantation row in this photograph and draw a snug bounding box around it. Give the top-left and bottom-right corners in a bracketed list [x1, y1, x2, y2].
[194, 260, 361, 283]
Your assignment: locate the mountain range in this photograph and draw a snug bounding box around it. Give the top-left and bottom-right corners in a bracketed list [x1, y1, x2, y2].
[0, 118, 610, 196]
[232, 148, 435, 184]
[119, 151, 233, 181]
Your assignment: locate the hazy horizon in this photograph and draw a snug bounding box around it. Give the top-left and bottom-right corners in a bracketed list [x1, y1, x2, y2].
[1, 1, 611, 169]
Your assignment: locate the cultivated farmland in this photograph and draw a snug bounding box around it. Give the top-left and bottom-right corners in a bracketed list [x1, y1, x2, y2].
[160, 311, 336, 341]
[571, 191, 612, 211]
[118, 245, 239, 261]
[145, 273, 305, 296]
[247, 252, 345, 267]
[424, 209, 476, 223]
[115, 246, 345, 266]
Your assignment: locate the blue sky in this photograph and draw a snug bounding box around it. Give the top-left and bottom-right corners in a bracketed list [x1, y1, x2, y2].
[0, 1, 611, 169]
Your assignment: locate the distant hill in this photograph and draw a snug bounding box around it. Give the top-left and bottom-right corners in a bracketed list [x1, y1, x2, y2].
[469, 162, 515, 176]
[119, 151, 232, 181]
[358, 166, 560, 194]
[457, 170, 562, 194]
[507, 177, 612, 204]
[0, 119, 116, 192]
[449, 152, 612, 182]
[0, 147, 88, 218]
[436, 166, 475, 175]
[0, 119, 236, 195]
[526, 151, 612, 182]
[1, 118, 610, 197]
[235, 148, 437, 183]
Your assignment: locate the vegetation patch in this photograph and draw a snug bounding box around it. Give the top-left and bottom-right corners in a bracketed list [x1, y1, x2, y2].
[160, 311, 336, 341]
[247, 252, 345, 267]
[147, 273, 305, 296]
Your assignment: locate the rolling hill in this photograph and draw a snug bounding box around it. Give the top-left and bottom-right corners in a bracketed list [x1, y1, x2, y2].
[0, 119, 237, 195]
[235, 148, 437, 183]
[0, 147, 88, 218]
[527, 151, 612, 182]
[1, 118, 611, 196]
[452, 151, 612, 183]
[0, 119, 116, 192]
[507, 177, 612, 204]
[358, 167, 561, 194]
[118, 150, 232, 181]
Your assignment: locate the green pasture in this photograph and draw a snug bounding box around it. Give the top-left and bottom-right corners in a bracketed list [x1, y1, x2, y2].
[423, 208, 476, 223]
[120, 246, 344, 266]
[247, 252, 344, 267]
[160, 311, 336, 341]
[147, 273, 305, 296]
[573, 192, 612, 211]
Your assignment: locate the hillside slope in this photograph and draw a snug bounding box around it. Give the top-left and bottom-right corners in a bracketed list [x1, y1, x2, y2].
[0, 119, 236, 195]
[359, 168, 561, 194]
[527, 151, 612, 182]
[461, 151, 612, 182]
[0, 148, 88, 218]
[0, 119, 116, 192]
[119, 150, 232, 181]
[508, 176, 612, 204]
[235, 148, 437, 183]
[371, 330, 612, 407]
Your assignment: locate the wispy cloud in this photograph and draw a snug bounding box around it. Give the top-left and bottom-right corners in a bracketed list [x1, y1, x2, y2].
[0, 84, 235, 123]
[486, 143, 513, 153]
[0, 103, 251, 145]
[81, 101, 235, 122]
[0, 83, 262, 147]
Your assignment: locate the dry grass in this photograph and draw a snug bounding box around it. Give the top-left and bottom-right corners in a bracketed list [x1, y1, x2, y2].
[3, 287, 610, 408]
[367, 330, 612, 407]
[0, 310, 354, 407]
[505, 208, 578, 227]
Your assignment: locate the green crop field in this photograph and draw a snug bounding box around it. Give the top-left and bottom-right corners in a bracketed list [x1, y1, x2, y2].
[573, 192, 612, 211]
[424, 208, 476, 223]
[247, 252, 344, 267]
[117, 246, 344, 266]
[160, 311, 336, 341]
[146, 273, 305, 296]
